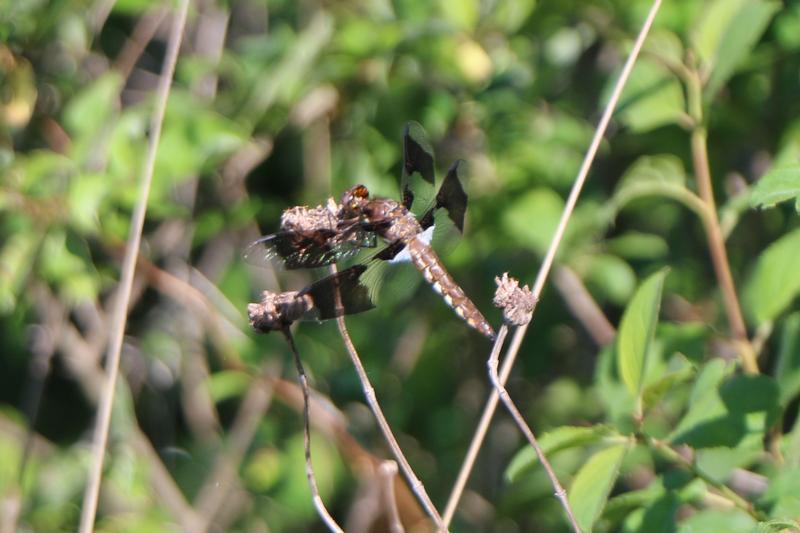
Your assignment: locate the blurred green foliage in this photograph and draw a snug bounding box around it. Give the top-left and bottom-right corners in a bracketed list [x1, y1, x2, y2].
[2, 0, 800, 531]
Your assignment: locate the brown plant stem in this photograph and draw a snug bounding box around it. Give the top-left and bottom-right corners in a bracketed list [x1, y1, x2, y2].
[487, 326, 582, 532]
[78, 2, 190, 530]
[333, 304, 446, 531]
[283, 329, 345, 533]
[686, 66, 758, 374]
[443, 0, 663, 524]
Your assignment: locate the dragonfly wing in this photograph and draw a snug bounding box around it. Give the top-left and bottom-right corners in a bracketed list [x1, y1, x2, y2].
[243, 228, 377, 270]
[303, 265, 375, 320]
[401, 121, 436, 215]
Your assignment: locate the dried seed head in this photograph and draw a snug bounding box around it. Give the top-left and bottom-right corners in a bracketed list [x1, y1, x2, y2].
[493, 273, 536, 326]
[280, 200, 339, 233]
[248, 290, 308, 333]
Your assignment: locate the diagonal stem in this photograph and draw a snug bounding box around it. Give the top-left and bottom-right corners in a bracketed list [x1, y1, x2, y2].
[332, 296, 446, 531]
[443, 0, 663, 525]
[686, 68, 757, 373]
[487, 325, 582, 531]
[79, 2, 191, 531]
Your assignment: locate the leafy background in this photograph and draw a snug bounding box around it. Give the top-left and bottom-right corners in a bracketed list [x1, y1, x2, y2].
[2, 0, 800, 531]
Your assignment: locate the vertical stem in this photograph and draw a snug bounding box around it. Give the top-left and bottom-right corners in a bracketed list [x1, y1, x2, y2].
[79, 3, 191, 531]
[686, 70, 758, 374]
[283, 329, 345, 533]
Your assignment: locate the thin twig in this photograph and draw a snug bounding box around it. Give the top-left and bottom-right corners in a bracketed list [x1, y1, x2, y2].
[283, 329, 345, 533]
[78, 1, 191, 531]
[378, 461, 405, 533]
[444, 0, 663, 525]
[488, 326, 582, 531]
[333, 303, 447, 531]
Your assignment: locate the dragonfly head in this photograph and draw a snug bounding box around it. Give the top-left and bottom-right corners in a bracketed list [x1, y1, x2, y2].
[340, 184, 370, 219]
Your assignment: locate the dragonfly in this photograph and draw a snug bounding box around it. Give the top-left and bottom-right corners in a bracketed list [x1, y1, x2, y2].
[244, 122, 495, 340]
[247, 264, 373, 333]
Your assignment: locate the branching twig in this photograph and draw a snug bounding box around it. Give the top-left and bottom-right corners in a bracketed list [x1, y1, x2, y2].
[378, 461, 405, 533]
[78, 1, 191, 530]
[283, 328, 345, 533]
[333, 294, 446, 531]
[488, 325, 581, 531]
[444, 0, 663, 526]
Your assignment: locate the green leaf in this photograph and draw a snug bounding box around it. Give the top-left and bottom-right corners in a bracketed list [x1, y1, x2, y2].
[676, 508, 756, 532]
[611, 155, 704, 217]
[502, 188, 564, 256]
[775, 313, 800, 405]
[613, 57, 685, 132]
[568, 443, 629, 531]
[692, 0, 780, 97]
[606, 232, 669, 261]
[439, 0, 479, 31]
[585, 254, 637, 305]
[617, 269, 669, 408]
[505, 425, 619, 482]
[671, 371, 779, 449]
[755, 519, 800, 533]
[62, 73, 122, 138]
[750, 165, 800, 211]
[744, 228, 800, 323]
[207, 371, 252, 403]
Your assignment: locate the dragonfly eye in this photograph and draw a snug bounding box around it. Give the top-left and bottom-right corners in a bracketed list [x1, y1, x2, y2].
[351, 184, 370, 199]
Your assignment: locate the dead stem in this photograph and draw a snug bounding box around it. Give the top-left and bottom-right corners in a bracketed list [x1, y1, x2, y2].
[443, 0, 663, 525]
[487, 326, 582, 532]
[283, 329, 345, 532]
[379, 461, 405, 533]
[78, 1, 191, 531]
[332, 291, 447, 531]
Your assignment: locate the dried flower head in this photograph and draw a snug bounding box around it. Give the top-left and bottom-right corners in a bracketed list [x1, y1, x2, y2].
[493, 273, 536, 326]
[280, 198, 340, 233]
[248, 290, 311, 333]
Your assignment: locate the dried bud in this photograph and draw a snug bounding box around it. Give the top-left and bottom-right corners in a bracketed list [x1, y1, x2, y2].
[248, 290, 310, 333]
[493, 273, 536, 326]
[280, 200, 339, 233]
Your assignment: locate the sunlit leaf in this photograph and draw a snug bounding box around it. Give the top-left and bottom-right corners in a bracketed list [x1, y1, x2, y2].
[568, 443, 629, 531]
[617, 269, 668, 408]
[744, 228, 800, 323]
[691, 0, 780, 97]
[750, 165, 800, 211]
[506, 425, 619, 482]
[613, 57, 685, 132]
[502, 187, 564, 256]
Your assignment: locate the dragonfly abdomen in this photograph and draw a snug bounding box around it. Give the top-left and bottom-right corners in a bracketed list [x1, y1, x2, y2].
[406, 237, 496, 340]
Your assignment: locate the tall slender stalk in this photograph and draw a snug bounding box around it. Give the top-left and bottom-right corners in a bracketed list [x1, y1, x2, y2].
[685, 64, 758, 374]
[283, 329, 345, 533]
[334, 312, 447, 531]
[487, 325, 582, 531]
[443, 0, 663, 525]
[79, 3, 191, 531]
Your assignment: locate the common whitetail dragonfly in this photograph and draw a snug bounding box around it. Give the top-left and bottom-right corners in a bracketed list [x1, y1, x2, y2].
[245, 122, 495, 340]
[248, 264, 373, 333]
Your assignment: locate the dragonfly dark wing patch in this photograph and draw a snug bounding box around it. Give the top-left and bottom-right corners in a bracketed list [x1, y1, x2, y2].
[243, 228, 378, 270]
[435, 159, 468, 232]
[303, 265, 375, 320]
[401, 121, 436, 213]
